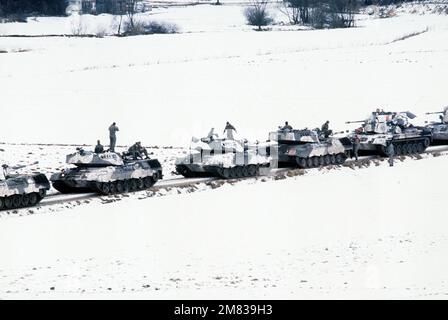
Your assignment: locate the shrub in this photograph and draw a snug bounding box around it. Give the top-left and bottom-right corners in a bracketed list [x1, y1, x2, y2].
[123, 20, 178, 36]
[244, 0, 273, 31]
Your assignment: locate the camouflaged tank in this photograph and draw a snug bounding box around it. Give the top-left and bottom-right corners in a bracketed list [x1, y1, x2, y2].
[175, 137, 272, 179]
[346, 111, 432, 156]
[425, 107, 448, 145]
[269, 129, 352, 168]
[0, 168, 50, 211]
[51, 149, 163, 195]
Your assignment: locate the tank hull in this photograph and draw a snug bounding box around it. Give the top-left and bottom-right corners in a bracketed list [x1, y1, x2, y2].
[175, 152, 271, 179]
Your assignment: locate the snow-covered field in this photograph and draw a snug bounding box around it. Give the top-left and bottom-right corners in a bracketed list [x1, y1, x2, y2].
[1, 152, 448, 299]
[1, 1, 448, 299]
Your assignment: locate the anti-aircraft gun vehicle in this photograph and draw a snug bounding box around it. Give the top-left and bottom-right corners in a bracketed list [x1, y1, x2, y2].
[425, 107, 448, 145]
[51, 148, 163, 195]
[175, 135, 272, 179]
[0, 164, 50, 210]
[269, 128, 353, 168]
[346, 110, 433, 156]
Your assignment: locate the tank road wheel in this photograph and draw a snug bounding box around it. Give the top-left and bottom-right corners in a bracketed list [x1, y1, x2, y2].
[318, 156, 325, 166]
[5, 197, 13, 209]
[137, 178, 145, 190]
[401, 144, 408, 155]
[235, 166, 244, 178]
[229, 167, 238, 179]
[221, 168, 231, 179]
[100, 182, 111, 195]
[330, 155, 336, 165]
[129, 179, 138, 192]
[123, 180, 130, 192]
[296, 158, 307, 168]
[143, 177, 154, 188]
[109, 182, 117, 194]
[323, 155, 331, 166]
[0, 198, 4, 210]
[417, 142, 425, 153]
[248, 165, 258, 177]
[29, 193, 39, 206]
[412, 143, 419, 154]
[12, 195, 22, 209]
[423, 138, 430, 148]
[335, 154, 344, 165]
[21, 194, 31, 207]
[395, 144, 402, 155]
[241, 166, 250, 177]
[306, 158, 313, 168]
[116, 181, 124, 193]
[310, 157, 318, 167]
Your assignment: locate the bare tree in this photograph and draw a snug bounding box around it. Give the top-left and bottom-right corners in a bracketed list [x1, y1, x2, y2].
[282, 0, 312, 25]
[243, 0, 273, 31]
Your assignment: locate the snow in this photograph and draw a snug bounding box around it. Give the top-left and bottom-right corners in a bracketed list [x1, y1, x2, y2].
[1, 9, 447, 147]
[1, 152, 448, 299]
[1, 2, 448, 299]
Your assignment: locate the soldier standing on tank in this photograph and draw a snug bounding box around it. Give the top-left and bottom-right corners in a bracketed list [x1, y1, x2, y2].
[280, 121, 293, 131]
[109, 122, 119, 152]
[321, 121, 332, 138]
[353, 135, 360, 161]
[0, 164, 10, 180]
[387, 142, 395, 167]
[95, 140, 104, 154]
[223, 122, 237, 140]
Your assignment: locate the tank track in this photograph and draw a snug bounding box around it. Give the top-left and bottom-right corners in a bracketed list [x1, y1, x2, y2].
[295, 152, 348, 169]
[215, 164, 264, 179]
[92, 172, 161, 195]
[176, 164, 267, 179]
[0, 190, 46, 211]
[379, 138, 431, 156]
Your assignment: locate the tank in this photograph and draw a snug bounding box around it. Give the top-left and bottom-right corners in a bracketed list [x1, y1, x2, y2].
[0, 168, 50, 211]
[346, 111, 433, 156]
[51, 149, 163, 195]
[425, 107, 448, 144]
[175, 137, 272, 179]
[269, 128, 353, 168]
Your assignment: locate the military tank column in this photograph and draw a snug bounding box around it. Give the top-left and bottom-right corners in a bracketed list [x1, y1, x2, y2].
[0, 164, 50, 211]
[2, 109, 447, 212]
[346, 110, 433, 156]
[425, 107, 448, 144]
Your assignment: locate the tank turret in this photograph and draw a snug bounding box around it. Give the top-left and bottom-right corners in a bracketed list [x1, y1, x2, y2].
[66, 149, 124, 167]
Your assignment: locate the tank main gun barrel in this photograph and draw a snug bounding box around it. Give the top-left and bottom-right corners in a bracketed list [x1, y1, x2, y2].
[426, 111, 443, 115]
[345, 120, 365, 124]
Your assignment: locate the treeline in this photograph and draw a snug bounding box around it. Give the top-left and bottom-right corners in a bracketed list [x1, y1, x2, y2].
[281, 0, 358, 28]
[0, 0, 66, 18]
[253, 0, 424, 30]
